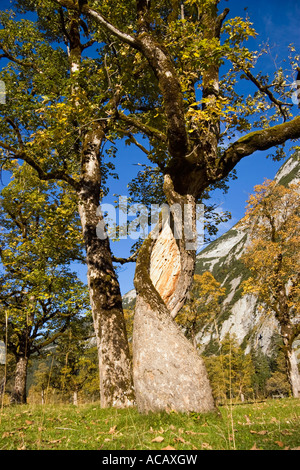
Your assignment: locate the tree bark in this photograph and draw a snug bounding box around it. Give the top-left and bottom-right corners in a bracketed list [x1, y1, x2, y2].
[287, 350, 300, 398]
[11, 355, 28, 404]
[66, 10, 134, 408]
[281, 322, 300, 398]
[78, 123, 134, 407]
[133, 294, 215, 413]
[274, 255, 300, 399]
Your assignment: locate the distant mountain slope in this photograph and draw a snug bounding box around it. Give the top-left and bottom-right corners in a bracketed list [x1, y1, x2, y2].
[195, 151, 300, 354]
[122, 288, 136, 310]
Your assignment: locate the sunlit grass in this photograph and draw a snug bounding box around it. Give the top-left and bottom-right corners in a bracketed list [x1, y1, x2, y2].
[0, 398, 299, 450]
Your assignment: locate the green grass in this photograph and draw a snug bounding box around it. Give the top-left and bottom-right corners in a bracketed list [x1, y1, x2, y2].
[0, 399, 300, 450]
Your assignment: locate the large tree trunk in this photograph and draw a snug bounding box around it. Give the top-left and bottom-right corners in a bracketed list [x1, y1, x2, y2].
[78, 123, 134, 408]
[132, 176, 215, 413]
[11, 355, 28, 404]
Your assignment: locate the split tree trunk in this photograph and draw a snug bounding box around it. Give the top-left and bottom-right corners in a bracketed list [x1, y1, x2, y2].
[78, 123, 134, 407]
[132, 176, 215, 414]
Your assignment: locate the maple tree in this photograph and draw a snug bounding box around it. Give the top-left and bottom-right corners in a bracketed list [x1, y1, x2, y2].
[1, 0, 300, 412]
[241, 180, 300, 397]
[0, 164, 89, 403]
[0, 0, 135, 407]
[74, 0, 299, 412]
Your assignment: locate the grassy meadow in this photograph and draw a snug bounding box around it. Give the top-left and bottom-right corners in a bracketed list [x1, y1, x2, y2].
[0, 398, 300, 451]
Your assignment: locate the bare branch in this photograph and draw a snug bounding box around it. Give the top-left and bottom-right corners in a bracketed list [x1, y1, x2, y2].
[215, 8, 230, 38]
[112, 249, 139, 265]
[121, 130, 150, 155]
[241, 68, 292, 121]
[54, 0, 138, 47]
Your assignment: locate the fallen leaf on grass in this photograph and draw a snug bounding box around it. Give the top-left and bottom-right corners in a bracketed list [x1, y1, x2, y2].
[202, 442, 212, 449]
[174, 437, 186, 443]
[151, 436, 164, 443]
[291, 446, 300, 450]
[185, 430, 207, 436]
[244, 415, 252, 425]
[162, 446, 176, 450]
[250, 430, 268, 435]
[275, 441, 284, 448]
[2, 431, 15, 438]
[250, 443, 261, 450]
[25, 420, 34, 426]
[49, 437, 66, 444]
[108, 425, 117, 434]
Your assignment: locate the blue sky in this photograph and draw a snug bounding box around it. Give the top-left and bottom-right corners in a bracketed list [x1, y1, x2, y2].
[0, 0, 299, 295]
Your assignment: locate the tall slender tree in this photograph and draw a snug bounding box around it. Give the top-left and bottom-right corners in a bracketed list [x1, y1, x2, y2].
[0, 1, 134, 407]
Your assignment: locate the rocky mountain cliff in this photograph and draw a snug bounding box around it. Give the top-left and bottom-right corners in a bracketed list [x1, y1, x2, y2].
[195, 151, 300, 356]
[123, 151, 300, 357]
